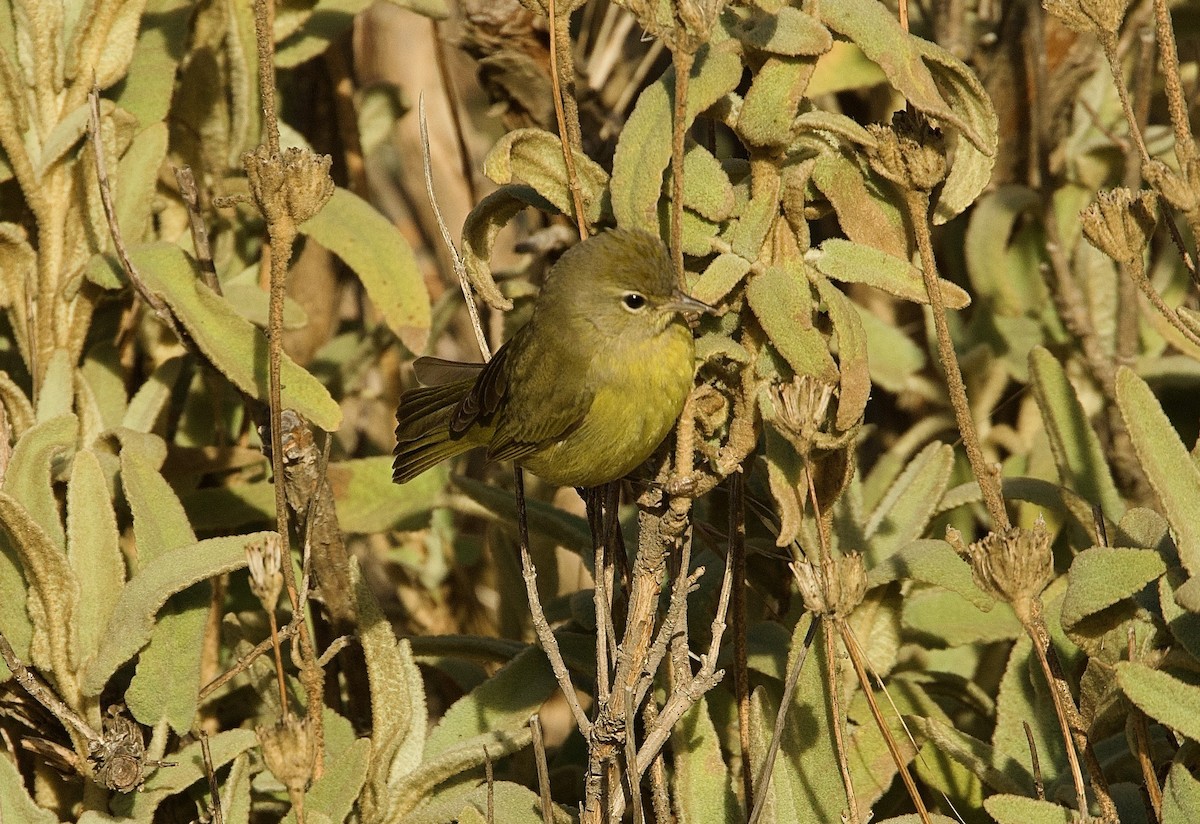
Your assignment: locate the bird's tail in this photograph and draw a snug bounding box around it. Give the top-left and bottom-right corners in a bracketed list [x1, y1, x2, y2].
[393, 379, 479, 483]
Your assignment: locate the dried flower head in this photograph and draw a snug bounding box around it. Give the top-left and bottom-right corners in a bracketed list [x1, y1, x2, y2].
[243, 146, 335, 234]
[1043, 0, 1130, 35]
[792, 553, 867, 618]
[89, 706, 147, 793]
[1080, 188, 1158, 266]
[247, 533, 284, 613]
[257, 712, 316, 799]
[867, 109, 948, 192]
[1144, 159, 1199, 215]
[948, 518, 1054, 623]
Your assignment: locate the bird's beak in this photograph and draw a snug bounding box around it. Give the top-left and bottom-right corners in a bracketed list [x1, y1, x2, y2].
[663, 290, 715, 315]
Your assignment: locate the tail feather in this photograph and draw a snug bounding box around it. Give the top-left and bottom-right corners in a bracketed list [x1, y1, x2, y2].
[393, 379, 480, 483]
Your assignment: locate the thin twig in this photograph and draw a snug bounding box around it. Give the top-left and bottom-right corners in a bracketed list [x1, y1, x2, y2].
[824, 616, 860, 824]
[484, 746, 495, 824]
[730, 471, 753, 810]
[431, 20, 479, 207]
[747, 618, 819, 824]
[1129, 629, 1163, 821]
[419, 95, 490, 359]
[200, 731, 225, 824]
[530, 714, 556, 824]
[173, 165, 221, 294]
[88, 88, 184, 342]
[0, 631, 99, 748]
[905, 190, 1010, 530]
[1023, 721, 1045, 800]
[669, 50, 694, 289]
[625, 687, 643, 824]
[199, 622, 302, 700]
[547, 0, 589, 239]
[516, 469, 592, 733]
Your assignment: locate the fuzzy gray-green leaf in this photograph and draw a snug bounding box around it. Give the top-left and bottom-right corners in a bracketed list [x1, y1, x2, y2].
[1116, 367, 1200, 577]
[864, 442, 954, 563]
[1061, 547, 1166, 631]
[4, 413, 75, 549]
[747, 265, 836, 381]
[483, 128, 609, 226]
[811, 238, 969, 309]
[1029, 346, 1124, 521]
[672, 697, 737, 824]
[81, 533, 266, 696]
[66, 449, 124, 666]
[868, 539, 993, 610]
[300, 187, 431, 354]
[611, 42, 742, 233]
[816, 277, 870, 430]
[128, 242, 341, 431]
[1116, 662, 1200, 743]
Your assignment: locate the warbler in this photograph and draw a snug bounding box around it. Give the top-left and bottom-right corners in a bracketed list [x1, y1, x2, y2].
[392, 229, 709, 488]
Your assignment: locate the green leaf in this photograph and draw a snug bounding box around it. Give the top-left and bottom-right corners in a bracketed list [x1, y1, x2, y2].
[35, 350, 75, 423]
[116, 123, 168, 244]
[66, 450, 125, 666]
[1116, 662, 1200, 742]
[94, 0, 148, 88]
[1163, 759, 1200, 824]
[983, 795, 1074, 824]
[864, 442, 954, 563]
[868, 539, 992, 610]
[393, 727, 534, 820]
[326, 457, 446, 534]
[611, 41, 743, 233]
[811, 238, 970, 309]
[0, 749, 58, 824]
[424, 646, 557, 759]
[128, 242, 341, 431]
[819, 0, 989, 152]
[748, 616, 846, 822]
[964, 186, 1046, 315]
[126, 585, 211, 732]
[747, 265, 836, 381]
[855, 303, 926, 392]
[0, 529, 31, 678]
[811, 151, 909, 259]
[0, 492, 79, 684]
[808, 41, 887, 97]
[282, 738, 371, 824]
[112, 0, 192, 128]
[452, 475, 592, 560]
[726, 177, 780, 260]
[737, 56, 817, 148]
[81, 532, 266, 696]
[903, 588, 1021, 646]
[119, 729, 258, 821]
[4, 414, 75, 549]
[815, 278, 870, 430]
[915, 39, 999, 223]
[672, 696, 738, 824]
[725, 5, 832, 56]
[1117, 367, 1200, 577]
[275, 0, 370, 67]
[356, 560, 428, 823]
[691, 252, 752, 305]
[993, 635, 1067, 792]
[403, 780, 570, 824]
[1061, 547, 1165, 631]
[483, 128, 609, 227]
[300, 187, 431, 354]
[1029, 346, 1124, 521]
[907, 716, 1030, 795]
[121, 433, 195, 563]
[679, 142, 735, 222]
[220, 755, 253, 824]
[122, 355, 184, 434]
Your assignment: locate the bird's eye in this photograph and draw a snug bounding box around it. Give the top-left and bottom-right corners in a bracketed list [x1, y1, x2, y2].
[622, 292, 648, 312]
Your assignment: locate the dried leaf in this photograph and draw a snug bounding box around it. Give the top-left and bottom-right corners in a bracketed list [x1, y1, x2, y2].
[483, 127, 609, 226]
[462, 184, 551, 312]
[299, 187, 431, 354]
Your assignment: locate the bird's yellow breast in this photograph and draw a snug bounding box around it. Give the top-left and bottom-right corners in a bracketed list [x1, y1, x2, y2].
[520, 325, 694, 487]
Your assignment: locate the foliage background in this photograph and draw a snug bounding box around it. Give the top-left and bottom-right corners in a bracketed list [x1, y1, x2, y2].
[0, 0, 1199, 822]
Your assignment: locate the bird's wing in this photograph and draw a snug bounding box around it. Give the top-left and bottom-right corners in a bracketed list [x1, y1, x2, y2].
[483, 328, 595, 462]
[412, 356, 486, 386]
[448, 341, 513, 437]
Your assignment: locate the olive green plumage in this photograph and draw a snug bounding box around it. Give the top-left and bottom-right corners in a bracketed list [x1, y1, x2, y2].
[392, 229, 705, 488]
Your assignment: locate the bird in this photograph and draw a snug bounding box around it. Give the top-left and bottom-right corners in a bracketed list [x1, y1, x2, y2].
[392, 228, 710, 488]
